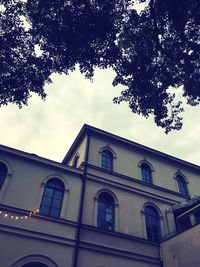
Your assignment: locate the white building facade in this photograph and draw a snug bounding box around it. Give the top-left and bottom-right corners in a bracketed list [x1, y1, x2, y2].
[0, 125, 199, 267]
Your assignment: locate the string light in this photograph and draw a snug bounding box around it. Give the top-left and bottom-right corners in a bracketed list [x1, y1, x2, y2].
[0, 209, 39, 221]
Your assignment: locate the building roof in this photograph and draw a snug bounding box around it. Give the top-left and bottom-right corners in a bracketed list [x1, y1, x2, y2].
[173, 195, 200, 217]
[0, 143, 82, 175]
[62, 124, 200, 172]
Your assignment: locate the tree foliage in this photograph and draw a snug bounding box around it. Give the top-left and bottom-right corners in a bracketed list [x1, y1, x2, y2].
[0, 0, 200, 132]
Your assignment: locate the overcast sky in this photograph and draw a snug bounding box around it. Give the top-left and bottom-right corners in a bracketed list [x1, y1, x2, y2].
[0, 68, 200, 165]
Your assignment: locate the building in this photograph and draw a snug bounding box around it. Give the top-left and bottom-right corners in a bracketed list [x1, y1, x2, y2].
[161, 196, 200, 267]
[0, 124, 200, 267]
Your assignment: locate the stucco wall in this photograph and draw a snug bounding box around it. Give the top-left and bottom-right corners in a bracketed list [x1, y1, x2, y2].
[81, 177, 179, 239]
[0, 231, 74, 267]
[0, 151, 81, 267]
[78, 247, 160, 267]
[161, 224, 200, 267]
[0, 153, 82, 222]
[1, 127, 200, 267]
[67, 135, 87, 167]
[87, 135, 200, 196]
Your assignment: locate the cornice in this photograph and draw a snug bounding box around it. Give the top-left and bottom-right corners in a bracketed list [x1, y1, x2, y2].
[0, 144, 82, 177]
[62, 124, 200, 172]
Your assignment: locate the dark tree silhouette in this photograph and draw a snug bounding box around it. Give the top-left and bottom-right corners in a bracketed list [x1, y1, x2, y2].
[0, 1, 51, 106]
[0, 0, 200, 132]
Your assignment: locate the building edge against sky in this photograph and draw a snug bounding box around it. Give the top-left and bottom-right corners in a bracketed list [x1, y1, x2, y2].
[0, 124, 200, 267]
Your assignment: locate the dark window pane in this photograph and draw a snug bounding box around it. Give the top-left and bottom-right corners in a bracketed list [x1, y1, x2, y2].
[141, 163, 152, 184]
[54, 191, 63, 200]
[106, 213, 113, 222]
[73, 155, 79, 168]
[0, 163, 7, 189]
[46, 180, 56, 187]
[101, 150, 113, 171]
[52, 199, 62, 208]
[97, 192, 115, 230]
[44, 188, 54, 197]
[50, 208, 60, 217]
[40, 206, 49, 215]
[177, 175, 188, 196]
[40, 178, 64, 218]
[98, 202, 106, 212]
[55, 182, 64, 190]
[41, 196, 51, 207]
[178, 216, 191, 232]
[194, 211, 200, 224]
[97, 216, 104, 228]
[145, 206, 160, 242]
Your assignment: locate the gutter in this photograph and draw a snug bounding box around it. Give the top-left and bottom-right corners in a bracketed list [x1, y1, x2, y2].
[73, 130, 90, 267]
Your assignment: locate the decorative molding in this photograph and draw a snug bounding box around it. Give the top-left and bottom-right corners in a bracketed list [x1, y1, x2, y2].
[11, 254, 59, 267]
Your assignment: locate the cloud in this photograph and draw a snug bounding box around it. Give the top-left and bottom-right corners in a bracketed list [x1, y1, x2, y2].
[0, 68, 199, 166]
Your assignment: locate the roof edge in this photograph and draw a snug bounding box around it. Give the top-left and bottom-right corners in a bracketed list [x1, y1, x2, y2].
[0, 144, 82, 175]
[62, 124, 200, 171]
[62, 124, 90, 164]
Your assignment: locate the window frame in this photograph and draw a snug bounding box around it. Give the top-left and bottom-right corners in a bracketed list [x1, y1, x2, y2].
[72, 153, 80, 168]
[40, 178, 65, 218]
[12, 255, 58, 267]
[0, 162, 7, 190]
[175, 173, 189, 196]
[0, 160, 12, 203]
[176, 215, 191, 233]
[144, 205, 161, 243]
[194, 209, 200, 225]
[141, 163, 153, 184]
[139, 160, 154, 184]
[100, 148, 115, 172]
[97, 192, 115, 231]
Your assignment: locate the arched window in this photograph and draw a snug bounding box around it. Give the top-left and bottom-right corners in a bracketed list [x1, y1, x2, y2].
[176, 174, 189, 196]
[97, 192, 115, 230]
[40, 178, 64, 218]
[144, 205, 161, 242]
[141, 163, 152, 184]
[72, 154, 79, 168]
[0, 162, 7, 190]
[101, 149, 113, 171]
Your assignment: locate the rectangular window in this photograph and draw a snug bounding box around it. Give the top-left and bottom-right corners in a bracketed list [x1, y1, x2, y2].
[177, 216, 191, 233]
[194, 210, 200, 224]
